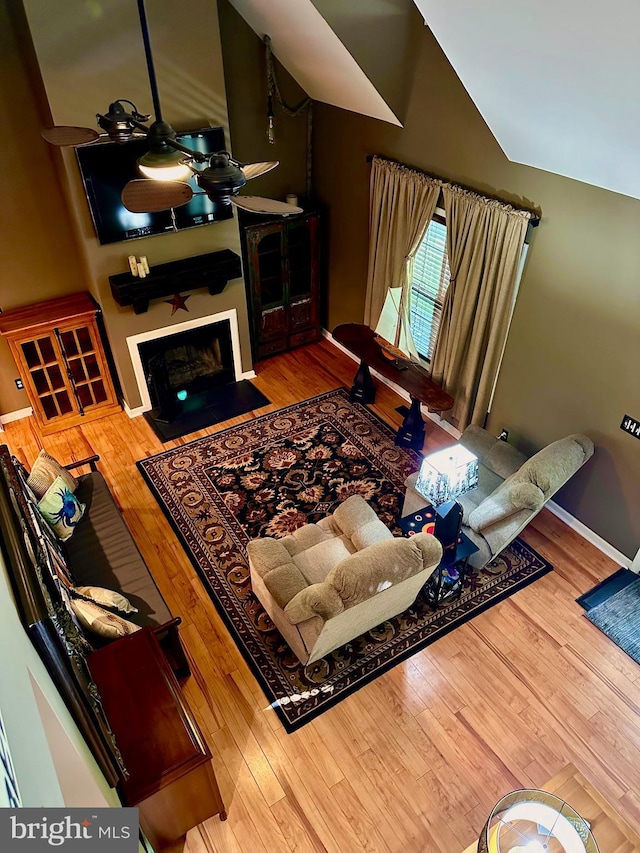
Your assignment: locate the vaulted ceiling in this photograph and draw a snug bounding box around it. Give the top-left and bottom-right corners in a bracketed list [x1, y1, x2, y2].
[231, 0, 640, 201]
[411, 1, 640, 200]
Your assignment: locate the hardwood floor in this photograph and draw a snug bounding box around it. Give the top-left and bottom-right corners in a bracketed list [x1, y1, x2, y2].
[3, 338, 639, 853]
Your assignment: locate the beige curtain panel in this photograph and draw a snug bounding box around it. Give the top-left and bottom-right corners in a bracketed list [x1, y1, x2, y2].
[364, 157, 440, 351]
[430, 185, 531, 431]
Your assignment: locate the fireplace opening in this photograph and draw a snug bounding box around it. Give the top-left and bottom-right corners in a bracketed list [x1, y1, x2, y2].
[136, 318, 270, 442]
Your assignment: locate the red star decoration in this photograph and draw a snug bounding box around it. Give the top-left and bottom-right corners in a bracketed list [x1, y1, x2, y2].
[165, 293, 191, 315]
[81, 820, 92, 827]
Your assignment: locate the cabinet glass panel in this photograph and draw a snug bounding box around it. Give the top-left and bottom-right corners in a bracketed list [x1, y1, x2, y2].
[91, 380, 107, 404]
[77, 384, 93, 409]
[60, 330, 79, 357]
[39, 337, 56, 364]
[69, 357, 87, 384]
[289, 266, 312, 299]
[84, 353, 100, 380]
[21, 341, 40, 369]
[76, 326, 94, 354]
[47, 364, 65, 391]
[258, 252, 282, 282]
[54, 391, 73, 415]
[32, 369, 50, 396]
[41, 395, 58, 421]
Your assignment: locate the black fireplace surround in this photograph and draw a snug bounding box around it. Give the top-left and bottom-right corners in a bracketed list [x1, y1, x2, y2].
[137, 319, 269, 441]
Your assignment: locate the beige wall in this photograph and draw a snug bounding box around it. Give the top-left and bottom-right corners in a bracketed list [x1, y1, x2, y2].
[0, 0, 88, 414]
[20, 0, 249, 410]
[311, 19, 640, 557]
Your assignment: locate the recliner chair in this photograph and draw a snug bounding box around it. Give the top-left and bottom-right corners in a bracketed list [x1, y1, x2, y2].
[248, 494, 442, 665]
[403, 426, 594, 569]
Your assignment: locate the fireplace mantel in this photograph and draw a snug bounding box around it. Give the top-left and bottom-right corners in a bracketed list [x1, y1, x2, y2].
[109, 250, 242, 314]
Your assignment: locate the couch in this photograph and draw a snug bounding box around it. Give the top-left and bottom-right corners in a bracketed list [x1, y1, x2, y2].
[0, 444, 188, 785]
[403, 426, 594, 569]
[248, 494, 442, 665]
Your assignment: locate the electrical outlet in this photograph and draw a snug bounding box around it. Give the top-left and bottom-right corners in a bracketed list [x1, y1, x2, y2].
[620, 414, 640, 440]
[498, 428, 509, 441]
[14, 378, 24, 390]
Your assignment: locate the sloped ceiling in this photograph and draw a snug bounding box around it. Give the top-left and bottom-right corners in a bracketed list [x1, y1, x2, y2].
[226, 0, 402, 126]
[414, 0, 640, 200]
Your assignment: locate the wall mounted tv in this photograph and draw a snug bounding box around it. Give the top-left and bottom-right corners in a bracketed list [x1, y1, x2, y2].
[76, 126, 233, 245]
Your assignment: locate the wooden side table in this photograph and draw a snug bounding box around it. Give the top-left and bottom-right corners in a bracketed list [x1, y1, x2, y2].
[88, 627, 226, 851]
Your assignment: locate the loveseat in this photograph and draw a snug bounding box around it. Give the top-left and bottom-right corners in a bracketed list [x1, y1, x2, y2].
[0, 444, 188, 785]
[248, 494, 442, 665]
[403, 426, 594, 568]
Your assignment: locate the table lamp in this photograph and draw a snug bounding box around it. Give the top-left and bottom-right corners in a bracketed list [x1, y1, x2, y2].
[414, 444, 479, 507]
[414, 444, 478, 557]
[478, 788, 599, 853]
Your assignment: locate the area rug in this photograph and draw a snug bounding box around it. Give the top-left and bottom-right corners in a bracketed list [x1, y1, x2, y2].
[137, 388, 553, 731]
[584, 579, 640, 665]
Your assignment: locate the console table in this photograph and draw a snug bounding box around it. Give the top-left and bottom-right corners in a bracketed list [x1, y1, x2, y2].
[332, 323, 453, 449]
[88, 627, 226, 851]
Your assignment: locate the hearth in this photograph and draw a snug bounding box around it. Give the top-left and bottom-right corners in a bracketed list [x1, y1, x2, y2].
[129, 312, 270, 441]
[139, 319, 234, 423]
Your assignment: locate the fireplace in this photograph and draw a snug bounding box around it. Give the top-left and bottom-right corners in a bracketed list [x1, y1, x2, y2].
[139, 319, 234, 422]
[126, 310, 269, 441]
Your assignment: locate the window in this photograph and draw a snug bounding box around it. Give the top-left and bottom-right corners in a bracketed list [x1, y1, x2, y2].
[410, 215, 451, 361]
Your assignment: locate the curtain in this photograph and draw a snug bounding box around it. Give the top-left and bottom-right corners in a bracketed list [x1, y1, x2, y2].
[364, 157, 440, 355]
[430, 185, 531, 430]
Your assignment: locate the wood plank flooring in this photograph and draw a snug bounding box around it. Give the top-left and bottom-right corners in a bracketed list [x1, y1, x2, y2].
[3, 339, 638, 853]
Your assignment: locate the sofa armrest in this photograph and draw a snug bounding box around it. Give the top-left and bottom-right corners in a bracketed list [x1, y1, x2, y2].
[468, 481, 544, 532]
[284, 583, 344, 624]
[64, 454, 100, 473]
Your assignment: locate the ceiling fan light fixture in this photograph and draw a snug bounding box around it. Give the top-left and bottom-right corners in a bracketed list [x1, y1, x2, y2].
[137, 145, 191, 181]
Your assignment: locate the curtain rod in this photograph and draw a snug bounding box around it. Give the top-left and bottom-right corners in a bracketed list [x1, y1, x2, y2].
[366, 154, 540, 226]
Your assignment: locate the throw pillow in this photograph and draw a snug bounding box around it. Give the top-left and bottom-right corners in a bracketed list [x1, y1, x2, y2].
[37, 476, 85, 541]
[70, 598, 141, 640]
[27, 449, 77, 499]
[72, 585, 138, 614]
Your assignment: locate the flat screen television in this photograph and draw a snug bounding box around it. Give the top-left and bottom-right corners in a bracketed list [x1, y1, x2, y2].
[76, 126, 233, 245]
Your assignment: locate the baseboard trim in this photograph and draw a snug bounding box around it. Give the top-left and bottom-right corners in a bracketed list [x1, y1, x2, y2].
[545, 499, 633, 570]
[0, 407, 33, 425]
[123, 369, 258, 420]
[323, 327, 633, 569]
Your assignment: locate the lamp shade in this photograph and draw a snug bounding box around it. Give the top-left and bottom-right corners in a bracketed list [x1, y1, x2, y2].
[478, 788, 599, 852]
[414, 444, 478, 506]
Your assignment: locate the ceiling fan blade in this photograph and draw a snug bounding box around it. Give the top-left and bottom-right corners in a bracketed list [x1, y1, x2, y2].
[121, 179, 193, 213]
[41, 126, 101, 147]
[241, 161, 279, 181]
[231, 196, 303, 216]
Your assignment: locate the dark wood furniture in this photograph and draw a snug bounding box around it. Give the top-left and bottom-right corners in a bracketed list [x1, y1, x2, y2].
[240, 210, 321, 360]
[88, 627, 226, 851]
[109, 250, 242, 314]
[332, 323, 454, 449]
[398, 504, 479, 608]
[0, 292, 120, 434]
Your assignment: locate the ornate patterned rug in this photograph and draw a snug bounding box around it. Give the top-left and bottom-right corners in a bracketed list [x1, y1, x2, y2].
[137, 388, 553, 731]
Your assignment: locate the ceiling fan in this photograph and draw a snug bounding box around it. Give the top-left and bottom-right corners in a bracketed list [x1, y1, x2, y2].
[41, 0, 302, 218]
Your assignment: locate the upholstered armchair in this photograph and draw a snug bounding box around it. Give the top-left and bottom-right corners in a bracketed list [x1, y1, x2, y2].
[248, 494, 442, 665]
[403, 426, 594, 570]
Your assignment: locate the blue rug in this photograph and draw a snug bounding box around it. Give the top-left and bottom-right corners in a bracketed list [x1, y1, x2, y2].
[585, 578, 640, 665]
[577, 567, 637, 610]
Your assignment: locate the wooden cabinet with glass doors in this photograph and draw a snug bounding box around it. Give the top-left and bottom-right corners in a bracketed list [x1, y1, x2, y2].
[241, 210, 321, 360]
[0, 292, 120, 434]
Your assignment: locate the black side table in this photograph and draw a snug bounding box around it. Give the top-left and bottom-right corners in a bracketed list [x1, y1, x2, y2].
[398, 505, 479, 608]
